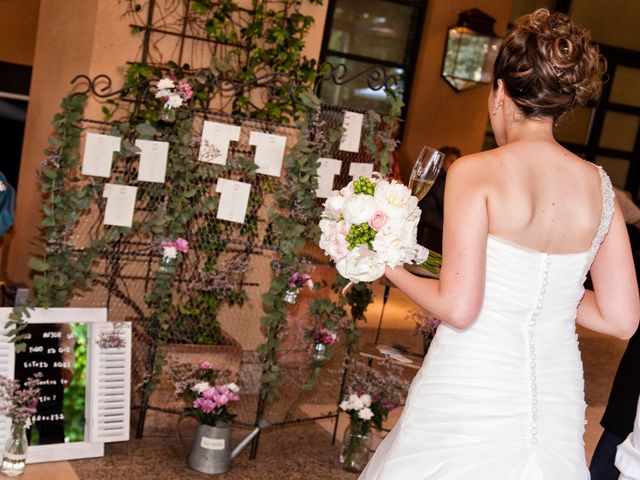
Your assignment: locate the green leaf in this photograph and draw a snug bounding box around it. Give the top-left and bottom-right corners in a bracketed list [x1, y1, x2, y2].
[28, 257, 50, 272]
[136, 122, 157, 137]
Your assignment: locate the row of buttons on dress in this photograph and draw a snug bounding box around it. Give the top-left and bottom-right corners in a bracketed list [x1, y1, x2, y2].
[528, 253, 551, 444]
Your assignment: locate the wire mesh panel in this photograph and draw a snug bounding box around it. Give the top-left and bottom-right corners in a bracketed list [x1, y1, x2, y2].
[48, 0, 399, 442]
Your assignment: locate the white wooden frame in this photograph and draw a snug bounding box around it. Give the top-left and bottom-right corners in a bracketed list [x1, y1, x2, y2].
[0, 308, 131, 463]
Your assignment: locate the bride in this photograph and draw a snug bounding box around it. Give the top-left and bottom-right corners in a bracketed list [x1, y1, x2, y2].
[360, 9, 640, 480]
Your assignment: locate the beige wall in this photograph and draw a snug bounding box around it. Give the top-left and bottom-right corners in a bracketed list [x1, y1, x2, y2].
[0, 0, 40, 66]
[570, 0, 640, 51]
[397, 1, 513, 179]
[8, 0, 100, 285]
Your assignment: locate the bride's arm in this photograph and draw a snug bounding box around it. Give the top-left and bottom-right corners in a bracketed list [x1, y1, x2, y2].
[384, 157, 488, 329]
[577, 199, 639, 339]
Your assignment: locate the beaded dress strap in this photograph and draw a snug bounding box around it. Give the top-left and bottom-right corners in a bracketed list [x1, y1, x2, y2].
[584, 166, 615, 274]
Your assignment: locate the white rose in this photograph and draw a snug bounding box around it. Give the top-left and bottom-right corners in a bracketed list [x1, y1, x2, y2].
[373, 181, 417, 221]
[412, 245, 430, 264]
[360, 394, 372, 407]
[336, 245, 386, 283]
[155, 88, 171, 99]
[166, 93, 184, 108]
[323, 191, 345, 220]
[349, 394, 364, 411]
[157, 78, 175, 90]
[358, 407, 374, 421]
[342, 194, 376, 225]
[319, 219, 350, 261]
[226, 383, 240, 393]
[191, 381, 210, 393]
[163, 245, 178, 261]
[339, 400, 352, 411]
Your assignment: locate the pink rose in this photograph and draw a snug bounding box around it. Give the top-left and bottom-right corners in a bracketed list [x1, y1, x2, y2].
[175, 237, 189, 253]
[202, 387, 217, 400]
[179, 82, 193, 100]
[199, 361, 212, 370]
[368, 210, 387, 231]
[193, 397, 215, 413]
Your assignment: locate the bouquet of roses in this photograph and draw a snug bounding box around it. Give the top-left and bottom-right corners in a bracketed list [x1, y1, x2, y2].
[319, 175, 441, 283]
[171, 361, 239, 427]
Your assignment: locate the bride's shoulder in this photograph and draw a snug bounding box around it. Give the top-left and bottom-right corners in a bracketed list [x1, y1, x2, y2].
[447, 151, 496, 182]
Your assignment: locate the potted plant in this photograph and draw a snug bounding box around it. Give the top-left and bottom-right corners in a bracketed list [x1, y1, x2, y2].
[283, 271, 314, 305]
[307, 327, 337, 362]
[171, 361, 240, 474]
[0, 374, 42, 477]
[338, 361, 408, 473]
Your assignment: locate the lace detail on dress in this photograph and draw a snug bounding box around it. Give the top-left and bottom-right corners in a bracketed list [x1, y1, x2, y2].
[583, 166, 615, 275]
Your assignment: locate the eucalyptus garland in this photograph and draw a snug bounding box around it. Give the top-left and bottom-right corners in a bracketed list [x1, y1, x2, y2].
[7, 94, 124, 350]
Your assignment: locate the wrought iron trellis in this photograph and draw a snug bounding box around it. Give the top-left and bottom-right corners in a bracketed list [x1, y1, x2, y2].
[62, 0, 401, 458]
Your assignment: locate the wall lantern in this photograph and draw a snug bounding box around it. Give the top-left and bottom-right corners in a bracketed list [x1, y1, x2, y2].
[441, 8, 501, 92]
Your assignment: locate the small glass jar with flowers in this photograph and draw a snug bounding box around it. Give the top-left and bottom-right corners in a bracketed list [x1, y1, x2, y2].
[408, 309, 441, 356]
[338, 361, 408, 472]
[0, 373, 42, 477]
[171, 361, 240, 474]
[154, 77, 193, 122]
[283, 271, 314, 305]
[308, 328, 337, 362]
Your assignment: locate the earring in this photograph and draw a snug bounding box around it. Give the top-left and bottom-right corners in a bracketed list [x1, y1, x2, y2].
[492, 102, 502, 116]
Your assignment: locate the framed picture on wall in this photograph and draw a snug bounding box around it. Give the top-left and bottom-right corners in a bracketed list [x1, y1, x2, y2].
[0, 308, 131, 463]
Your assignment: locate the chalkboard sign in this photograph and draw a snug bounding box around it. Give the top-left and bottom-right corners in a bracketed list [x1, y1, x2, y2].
[0, 308, 131, 463]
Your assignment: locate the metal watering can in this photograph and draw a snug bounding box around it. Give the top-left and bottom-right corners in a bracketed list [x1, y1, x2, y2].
[180, 417, 268, 474]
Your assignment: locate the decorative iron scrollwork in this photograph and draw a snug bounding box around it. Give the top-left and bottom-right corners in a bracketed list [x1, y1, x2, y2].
[314, 63, 399, 97]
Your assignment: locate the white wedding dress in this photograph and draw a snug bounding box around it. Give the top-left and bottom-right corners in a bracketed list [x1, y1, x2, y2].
[360, 166, 614, 480]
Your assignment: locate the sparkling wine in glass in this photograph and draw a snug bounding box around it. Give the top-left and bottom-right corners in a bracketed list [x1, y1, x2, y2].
[409, 146, 445, 201]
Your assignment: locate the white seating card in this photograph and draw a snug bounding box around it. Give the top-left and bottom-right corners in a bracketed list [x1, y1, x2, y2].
[339, 111, 364, 153]
[81, 133, 121, 178]
[348, 162, 374, 180]
[249, 131, 287, 177]
[103, 184, 137, 228]
[135, 139, 169, 183]
[216, 178, 251, 224]
[316, 158, 343, 198]
[198, 121, 241, 165]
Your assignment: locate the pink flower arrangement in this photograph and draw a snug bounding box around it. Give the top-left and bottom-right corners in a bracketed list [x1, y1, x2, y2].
[154, 77, 193, 109]
[161, 237, 189, 263]
[171, 361, 239, 427]
[313, 328, 337, 346]
[288, 272, 314, 290]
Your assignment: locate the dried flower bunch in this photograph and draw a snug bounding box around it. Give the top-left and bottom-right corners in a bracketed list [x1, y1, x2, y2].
[0, 374, 43, 428]
[407, 309, 441, 340]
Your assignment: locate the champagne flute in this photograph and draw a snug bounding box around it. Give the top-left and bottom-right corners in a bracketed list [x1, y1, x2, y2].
[409, 146, 445, 201]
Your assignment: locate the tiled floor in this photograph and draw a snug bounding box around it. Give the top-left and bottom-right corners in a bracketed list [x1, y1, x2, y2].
[24, 282, 628, 479]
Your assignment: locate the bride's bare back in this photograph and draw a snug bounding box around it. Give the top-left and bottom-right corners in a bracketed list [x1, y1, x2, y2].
[482, 140, 602, 254]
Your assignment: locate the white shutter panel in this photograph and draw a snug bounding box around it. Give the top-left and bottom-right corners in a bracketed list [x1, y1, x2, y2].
[0, 328, 15, 448]
[88, 322, 131, 443]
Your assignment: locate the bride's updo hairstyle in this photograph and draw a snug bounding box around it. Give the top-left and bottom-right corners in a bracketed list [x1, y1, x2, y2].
[493, 8, 606, 121]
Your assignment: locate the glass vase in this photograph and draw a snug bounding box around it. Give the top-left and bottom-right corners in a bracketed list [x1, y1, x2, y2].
[283, 286, 299, 305]
[160, 107, 176, 122]
[0, 422, 28, 477]
[340, 420, 372, 473]
[312, 342, 329, 362]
